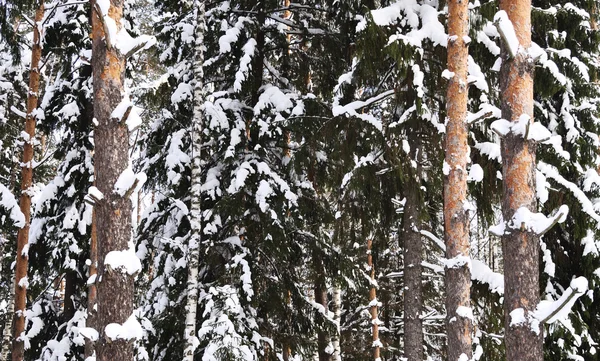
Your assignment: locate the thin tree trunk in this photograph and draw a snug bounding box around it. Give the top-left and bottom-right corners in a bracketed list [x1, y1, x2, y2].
[402, 191, 422, 361]
[85, 208, 97, 359]
[12, 2, 44, 360]
[332, 286, 341, 361]
[63, 271, 77, 322]
[498, 0, 542, 359]
[91, 0, 134, 360]
[182, 1, 205, 360]
[314, 254, 331, 361]
[1, 275, 15, 361]
[367, 239, 380, 361]
[444, 0, 473, 359]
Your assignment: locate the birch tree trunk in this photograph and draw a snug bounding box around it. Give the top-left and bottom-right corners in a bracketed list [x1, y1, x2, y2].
[498, 0, 542, 359]
[91, 0, 135, 360]
[182, 1, 205, 360]
[402, 189, 422, 361]
[444, 0, 473, 360]
[12, 2, 44, 360]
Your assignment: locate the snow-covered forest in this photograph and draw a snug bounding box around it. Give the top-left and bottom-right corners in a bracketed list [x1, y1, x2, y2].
[0, 0, 599, 360]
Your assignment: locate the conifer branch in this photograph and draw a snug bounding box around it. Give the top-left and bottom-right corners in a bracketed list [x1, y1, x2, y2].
[538, 287, 580, 324]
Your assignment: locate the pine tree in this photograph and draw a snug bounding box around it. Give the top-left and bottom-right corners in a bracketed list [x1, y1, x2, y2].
[444, 0, 473, 360]
[13, 2, 44, 360]
[496, 0, 543, 359]
[91, 0, 139, 359]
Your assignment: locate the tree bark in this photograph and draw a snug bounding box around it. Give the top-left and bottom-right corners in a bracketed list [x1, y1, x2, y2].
[331, 285, 341, 361]
[367, 239, 380, 361]
[91, 0, 135, 360]
[182, 1, 205, 360]
[12, 2, 44, 360]
[402, 190, 422, 361]
[1, 275, 15, 361]
[444, 0, 473, 360]
[85, 208, 97, 359]
[498, 0, 542, 359]
[314, 254, 331, 361]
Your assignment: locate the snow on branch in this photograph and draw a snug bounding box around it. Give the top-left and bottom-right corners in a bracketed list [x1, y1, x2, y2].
[419, 230, 446, 252]
[493, 11, 520, 58]
[471, 259, 504, 294]
[489, 205, 568, 236]
[104, 243, 142, 276]
[111, 94, 143, 131]
[529, 277, 589, 334]
[113, 167, 146, 198]
[105, 314, 143, 341]
[94, 0, 156, 57]
[332, 90, 394, 132]
[490, 114, 552, 142]
[0, 183, 26, 228]
[538, 161, 600, 224]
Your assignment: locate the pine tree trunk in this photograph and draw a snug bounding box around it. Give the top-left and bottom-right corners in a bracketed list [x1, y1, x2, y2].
[444, 0, 473, 359]
[367, 239, 380, 361]
[402, 190, 422, 361]
[91, 0, 134, 360]
[182, 1, 205, 360]
[498, 0, 542, 359]
[85, 208, 97, 359]
[12, 2, 44, 360]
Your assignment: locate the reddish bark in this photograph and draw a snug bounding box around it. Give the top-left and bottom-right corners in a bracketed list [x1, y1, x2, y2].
[12, 2, 44, 360]
[498, 0, 542, 359]
[444, 0, 473, 360]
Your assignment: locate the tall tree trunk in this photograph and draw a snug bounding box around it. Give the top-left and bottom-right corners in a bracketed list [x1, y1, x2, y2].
[444, 0, 473, 360]
[1, 275, 15, 361]
[91, 0, 134, 360]
[182, 1, 205, 360]
[498, 0, 542, 359]
[402, 189, 422, 361]
[12, 2, 44, 360]
[63, 271, 77, 322]
[314, 254, 331, 361]
[85, 208, 97, 359]
[367, 239, 380, 361]
[332, 285, 341, 361]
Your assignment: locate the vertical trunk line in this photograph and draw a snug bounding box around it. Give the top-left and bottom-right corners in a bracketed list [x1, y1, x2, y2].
[183, 1, 206, 360]
[85, 208, 97, 359]
[444, 0, 473, 360]
[498, 0, 541, 359]
[367, 239, 380, 361]
[92, 0, 135, 359]
[402, 188, 423, 361]
[12, 2, 44, 360]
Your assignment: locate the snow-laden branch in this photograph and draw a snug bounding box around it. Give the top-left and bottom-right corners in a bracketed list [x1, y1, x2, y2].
[493, 10, 520, 58]
[538, 161, 600, 225]
[488, 205, 568, 236]
[534, 277, 588, 325]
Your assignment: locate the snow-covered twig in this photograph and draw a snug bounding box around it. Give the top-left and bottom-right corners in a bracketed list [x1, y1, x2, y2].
[466, 111, 493, 125]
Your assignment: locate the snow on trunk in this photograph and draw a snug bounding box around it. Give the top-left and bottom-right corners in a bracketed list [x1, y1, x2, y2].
[12, 2, 44, 360]
[498, 0, 543, 359]
[444, 0, 473, 360]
